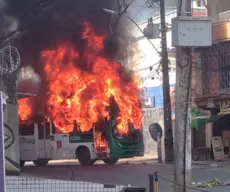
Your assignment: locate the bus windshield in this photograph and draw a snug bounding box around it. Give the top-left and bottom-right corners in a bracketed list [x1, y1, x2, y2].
[111, 121, 142, 140]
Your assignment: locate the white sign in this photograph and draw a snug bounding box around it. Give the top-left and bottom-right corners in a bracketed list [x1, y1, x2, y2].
[207, 99, 215, 108]
[142, 96, 155, 108]
[0, 91, 8, 192]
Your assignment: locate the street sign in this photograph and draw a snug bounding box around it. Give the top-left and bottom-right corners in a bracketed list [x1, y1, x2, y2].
[0, 91, 8, 192]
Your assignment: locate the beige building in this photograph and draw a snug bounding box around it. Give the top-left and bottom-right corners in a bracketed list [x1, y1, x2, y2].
[193, 0, 230, 160]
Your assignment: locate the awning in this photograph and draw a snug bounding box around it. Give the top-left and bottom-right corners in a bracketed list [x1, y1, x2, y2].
[207, 110, 230, 122]
[18, 92, 37, 100]
[218, 111, 230, 116]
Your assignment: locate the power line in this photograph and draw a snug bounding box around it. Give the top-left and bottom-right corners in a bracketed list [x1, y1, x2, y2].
[0, 0, 57, 43]
[201, 0, 207, 9]
[127, 1, 149, 26]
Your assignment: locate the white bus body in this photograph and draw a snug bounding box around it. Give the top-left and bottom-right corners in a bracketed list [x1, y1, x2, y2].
[19, 122, 111, 166]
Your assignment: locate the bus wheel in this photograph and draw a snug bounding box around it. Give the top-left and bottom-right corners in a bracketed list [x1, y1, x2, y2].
[20, 161, 25, 167]
[33, 160, 49, 166]
[77, 147, 95, 166]
[103, 158, 119, 165]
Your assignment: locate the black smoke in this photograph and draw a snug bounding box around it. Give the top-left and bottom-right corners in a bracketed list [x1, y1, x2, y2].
[0, 0, 127, 84]
[0, 0, 133, 120]
[1, 0, 136, 123]
[3, 0, 121, 69]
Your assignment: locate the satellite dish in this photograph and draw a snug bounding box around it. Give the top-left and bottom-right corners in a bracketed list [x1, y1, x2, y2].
[148, 123, 163, 142]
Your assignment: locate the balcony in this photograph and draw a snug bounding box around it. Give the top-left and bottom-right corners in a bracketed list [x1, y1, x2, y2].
[217, 10, 230, 23]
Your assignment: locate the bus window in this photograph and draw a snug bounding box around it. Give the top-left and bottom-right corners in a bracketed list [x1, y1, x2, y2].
[38, 124, 44, 139]
[52, 123, 56, 134]
[73, 122, 81, 133]
[20, 123, 34, 136]
[44, 122, 50, 139]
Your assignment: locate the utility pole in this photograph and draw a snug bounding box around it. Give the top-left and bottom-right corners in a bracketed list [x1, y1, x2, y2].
[159, 0, 174, 162]
[104, 2, 174, 162]
[174, 0, 192, 191]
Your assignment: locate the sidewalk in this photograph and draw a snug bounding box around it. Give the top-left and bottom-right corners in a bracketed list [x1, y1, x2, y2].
[151, 161, 230, 192]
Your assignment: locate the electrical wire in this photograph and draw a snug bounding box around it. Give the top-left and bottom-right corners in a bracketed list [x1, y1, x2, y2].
[201, 0, 207, 9]
[178, 0, 183, 15]
[158, 174, 212, 192]
[123, 14, 161, 55]
[134, 61, 160, 72]
[0, 0, 57, 43]
[105, 7, 161, 55]
[126, 1, 148, 26]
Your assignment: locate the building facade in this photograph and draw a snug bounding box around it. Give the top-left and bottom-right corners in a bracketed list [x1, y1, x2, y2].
[193, 1, 230, 158]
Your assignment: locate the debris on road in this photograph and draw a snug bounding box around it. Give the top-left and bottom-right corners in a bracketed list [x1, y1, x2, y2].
[191, 177, 230, 188]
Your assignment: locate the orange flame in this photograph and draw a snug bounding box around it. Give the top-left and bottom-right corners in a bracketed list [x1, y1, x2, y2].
[95, 132, 107, 148]
[18, 98, 32, 121]
[19, 22, 143, 134]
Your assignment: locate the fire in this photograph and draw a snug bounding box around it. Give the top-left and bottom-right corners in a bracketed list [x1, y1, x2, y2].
[19, 22, 143, 134]
[18, 98, 32, 121]
[95, 132, 107, 148]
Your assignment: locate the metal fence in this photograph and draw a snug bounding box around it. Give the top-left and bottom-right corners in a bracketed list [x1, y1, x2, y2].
[5, 172, 216, 192]
[5, 176, 146, 192]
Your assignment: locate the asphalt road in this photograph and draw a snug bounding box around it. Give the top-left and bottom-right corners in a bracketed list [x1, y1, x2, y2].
[21, 160, 230, 192]
[21, 160, 164, 187]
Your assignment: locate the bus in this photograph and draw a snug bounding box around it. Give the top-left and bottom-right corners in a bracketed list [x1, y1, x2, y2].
[19, 119, 144, 166]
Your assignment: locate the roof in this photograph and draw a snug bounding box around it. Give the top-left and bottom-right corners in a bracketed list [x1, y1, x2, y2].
[18, 92, 37, 100]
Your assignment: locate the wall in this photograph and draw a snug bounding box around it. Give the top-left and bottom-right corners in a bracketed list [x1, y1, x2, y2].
[192, 0, 207, 17]
[142, 108, 175, 161]
[192, 53, 203, 96]
[143, 84, 176, 112]
[142, 85, 176, 159]
[142, 108, 164, 157]
[1, 73, 20, 176]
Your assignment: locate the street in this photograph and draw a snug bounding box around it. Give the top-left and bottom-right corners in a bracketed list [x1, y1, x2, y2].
[21, 159, 230, 192]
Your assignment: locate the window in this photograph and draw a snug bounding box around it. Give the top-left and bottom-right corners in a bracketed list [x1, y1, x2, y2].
[52, 123, 56, 134]
[20, 123, 34, 136]
[220, 52, 230, 89]
[45, 122, 50, 139]
[38, 124, 44, 139]
[196, 0, 202, 7]
[38, 124, 50, 139]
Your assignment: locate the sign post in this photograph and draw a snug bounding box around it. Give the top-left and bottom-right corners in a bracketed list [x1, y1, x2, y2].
[0, 91, 8, 192]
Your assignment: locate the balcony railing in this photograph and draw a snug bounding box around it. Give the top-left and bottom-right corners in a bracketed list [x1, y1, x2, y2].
[216, 10, 230, 23]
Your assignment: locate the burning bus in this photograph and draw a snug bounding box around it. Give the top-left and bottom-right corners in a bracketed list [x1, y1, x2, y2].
[18, 22, 144, 166]
[19, 113, 144, 166]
